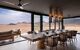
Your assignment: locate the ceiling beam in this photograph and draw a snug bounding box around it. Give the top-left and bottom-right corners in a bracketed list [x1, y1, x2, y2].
[0, 5, 48, 16]
[1, 5, 80, 19]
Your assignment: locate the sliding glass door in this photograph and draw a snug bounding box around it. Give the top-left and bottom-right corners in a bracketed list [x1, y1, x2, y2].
[34, 14, 40, 32]
[43, 16, 49, 30]
[0, 8, 31, 33]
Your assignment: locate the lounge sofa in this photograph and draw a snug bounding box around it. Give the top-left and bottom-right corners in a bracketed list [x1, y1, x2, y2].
[0, 29, 21, 41]
[0, 30, 14, 41]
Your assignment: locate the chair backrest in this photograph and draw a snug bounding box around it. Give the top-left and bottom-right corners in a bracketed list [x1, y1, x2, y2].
[74, 31, 77, 35]
[27, 31, 33, 34]
[71, 30, 77, 36]
[13, 29, 21, 35]
[0, 30, 13, 36]
[66, 31, 71, 36]
[46, 37, 58, 47]
[59, 33, 67, 42]
[28, 31, 37, 34]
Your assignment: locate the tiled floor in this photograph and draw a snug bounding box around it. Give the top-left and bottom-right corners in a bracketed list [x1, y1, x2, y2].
[0, 34, 80, 50]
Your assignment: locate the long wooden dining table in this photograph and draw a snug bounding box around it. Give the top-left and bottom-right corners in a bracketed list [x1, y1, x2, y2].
[21, 31, 61, 49]
[21, 31, 59, 41]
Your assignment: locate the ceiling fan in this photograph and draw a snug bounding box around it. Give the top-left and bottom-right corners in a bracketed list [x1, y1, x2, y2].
[1, 0, 30, 9]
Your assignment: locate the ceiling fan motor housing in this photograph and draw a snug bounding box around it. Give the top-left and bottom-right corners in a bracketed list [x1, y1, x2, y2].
[18, 3, 22, 6]
[18, 0, 22, 6]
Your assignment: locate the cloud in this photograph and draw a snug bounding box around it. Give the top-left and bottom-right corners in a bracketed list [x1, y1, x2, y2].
[0, 8, 31, 24]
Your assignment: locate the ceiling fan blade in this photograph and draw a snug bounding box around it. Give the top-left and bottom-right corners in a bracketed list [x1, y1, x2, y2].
[2, 1, 15, 6]
[22, 3, 29, 6]
[19, 0, 21, 2]
[19, 6, 24, 9]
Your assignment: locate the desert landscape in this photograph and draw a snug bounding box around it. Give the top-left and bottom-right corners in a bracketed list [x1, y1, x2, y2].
[0, 22, 80, 33]
[0, 23, 31, 33]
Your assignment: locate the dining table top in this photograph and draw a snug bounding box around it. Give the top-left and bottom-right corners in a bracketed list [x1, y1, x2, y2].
[21, 31, 61, 42]
[21, 33, 43, 42]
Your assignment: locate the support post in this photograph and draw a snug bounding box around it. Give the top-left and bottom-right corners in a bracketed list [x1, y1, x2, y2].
[31, 13, 34, 32]
[40, 15, 43, 32]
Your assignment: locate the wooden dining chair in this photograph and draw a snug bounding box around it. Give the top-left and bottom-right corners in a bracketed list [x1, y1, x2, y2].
[45, 36, 58, 50]
[58, 32, 68, 50]
[66, 31, 73, 44]
[27, 31, 37, 45]
[71, 30, 77, 41]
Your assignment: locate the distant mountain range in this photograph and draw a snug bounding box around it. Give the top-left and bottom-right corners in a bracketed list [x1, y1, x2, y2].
[16, 22, 31, 24]
[64, 19, 80, 24]
[0, 21, 49, 25]
[8, 23, 16, 25]
[1, 19, 80, 25]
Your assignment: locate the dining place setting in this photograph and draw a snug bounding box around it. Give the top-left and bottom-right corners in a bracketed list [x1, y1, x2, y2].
[21, 29, 78, 50]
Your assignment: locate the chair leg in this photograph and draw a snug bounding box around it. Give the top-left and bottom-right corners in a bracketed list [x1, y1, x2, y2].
[30, 41, 32, 45]
[56, 46, 57, 50]
[69, 39, 72, 45]
[12, 39, 14, 41]
[75, 36, 77, 41]
[74, 37, 75, 41]
[71, 39, 73, 43]
[20, 34, 21, 37]
[62, 44, 65, 50]
[12, 36, 14, 41]
[73, 36, 77, 42]
[65, 42, 68, 50]
[65, 42, 68, 47]
[63, 42, 68, 50]
[50, 47, 53, 50]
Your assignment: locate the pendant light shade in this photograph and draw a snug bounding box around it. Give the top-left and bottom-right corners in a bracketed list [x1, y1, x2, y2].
[49, 6, 64, 19]
[53, 8, 58, 18]
[49, 6, 53, 17]
[53, 7, 64, 19]
[58, 9, 63, 19]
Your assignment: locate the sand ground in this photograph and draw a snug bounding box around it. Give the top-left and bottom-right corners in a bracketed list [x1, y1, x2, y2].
[0, 23, 80, 33]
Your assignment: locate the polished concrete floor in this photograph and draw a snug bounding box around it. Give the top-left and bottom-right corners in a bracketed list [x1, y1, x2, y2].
[0, 34, 80, 50]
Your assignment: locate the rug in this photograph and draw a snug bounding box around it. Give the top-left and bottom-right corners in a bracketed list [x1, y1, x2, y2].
[0, 37, 26, 46]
